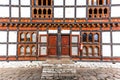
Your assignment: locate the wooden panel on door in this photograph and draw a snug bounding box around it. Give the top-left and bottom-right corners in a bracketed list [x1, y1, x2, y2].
[61, 35, 70, 55]
[48, 35, 57, 55]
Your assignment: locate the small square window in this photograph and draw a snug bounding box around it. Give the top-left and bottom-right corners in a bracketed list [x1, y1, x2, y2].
[9, 31, 17, 42]
[8, 44, 17, 56]
[65, 8, 74, 18]
[72, 36, 78, 43]
[76, 7, 86, 18]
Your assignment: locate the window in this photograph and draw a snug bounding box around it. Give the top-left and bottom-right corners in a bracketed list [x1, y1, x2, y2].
[43, 9, 46, 14]
[34, 0, 37, 5]
[88, 33, 93, 42]
[34, 9, 37, 14]
[94, 0, 97, 5]
[88, 0, 92, 5]
[88, 46, 93, 56]
[26, 46, 30, 56]
[83, 33, 87, 42]
[104, 8, 107, 14]
[99, 0, 103, 5]
[94, 46, 99, 56]
[83, 46, 87, 56]
[48, 0, 51, 5]
[94, 33, 99, 42]
[20, 33, 25, 42]
[20, 46, 24, 56]
[94, 8, 97, 14]
[43, 0, 46, 5]
[32, 33, 36, 42]
[26, 33, 31, 42]
[38, 9, 42, 14]
[32, 46, 36, 56]
[38, 0, 41, 5]
[48, 9, 51, 14]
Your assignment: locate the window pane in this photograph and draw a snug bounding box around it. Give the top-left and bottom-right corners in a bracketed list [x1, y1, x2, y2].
[20, 33, 25, 42]
[40, 46, 47, 55]
[94, 33, 99, 42]
[20, 46, 24, 56]
[21, 7, 30, 18]
[94, 47, 99, 56]
[32, 46, 36, 56]
[41, 36, 47, 43]
[72, 36, 78, 43]
[88, 46, 92, 56]
[88, 0, 92, 5]
[88, 33, 93, 42]
[82, 33, 87, 42]
[32, 33, 36, 42]
[0, 44, 7, 56]
[82, 46, 87, 56]
[26, 33, 31, 41]
[94, 0, 97, 5]
[26, 47, 30, 56]
[9, 31, 17, 42]
[8, 44, 17, 56]
[72, 47, 78, 55]
[11, 7, 19, 17]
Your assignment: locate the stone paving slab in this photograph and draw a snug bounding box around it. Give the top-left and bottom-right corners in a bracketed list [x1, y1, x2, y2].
[0, 67, 120, 80]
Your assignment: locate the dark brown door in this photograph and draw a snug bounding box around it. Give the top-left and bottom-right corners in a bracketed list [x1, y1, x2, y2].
[48, 35, 57, 55]
[61, 35, 70, 55]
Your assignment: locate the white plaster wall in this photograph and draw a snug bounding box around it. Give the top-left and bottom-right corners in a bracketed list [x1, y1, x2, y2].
[0, 7, 9, 17]
[111, 6, 120, 17]
[72, 31, 80, 35]
[48, 30, 58, 33]
[111, 0, 120, 4]
[54, 8, 63, 18]
[9, 31, 17, 42]
[65, 8, 74, 18]
[0, 44, 7, 56]
[39, 31, 47, 35]
[76, 0, 86, 5]
[0, 31, 7, 42]
[0, 0, 9, 5]
[72, 47, 78, 55]
[11, 0, 19, 5]
[102, 45, 111, 57]
[61, 30, 70, 34]
[54, 0, 63, 5]
[76, 8, 86, 18]
[8, 44, 17, 56]
[11, 7, 19, 17]
[21, 7, 30, 18]
[102, 32, 110, 43]
[112, 32, 120, 43]
[65, 0, 74, 5]
[113, 45, 120, 57]
[21, 0, 30, 5]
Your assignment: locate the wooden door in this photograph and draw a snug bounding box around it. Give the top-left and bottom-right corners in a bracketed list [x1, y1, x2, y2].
[61, 35, 70, 55]
[48, 35, 57, 55]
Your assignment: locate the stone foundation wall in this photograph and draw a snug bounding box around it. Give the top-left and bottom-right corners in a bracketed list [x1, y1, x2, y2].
[1, 61, 120, 68]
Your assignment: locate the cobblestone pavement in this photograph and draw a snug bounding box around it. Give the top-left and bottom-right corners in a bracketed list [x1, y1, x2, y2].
[0, 67, 120, 80]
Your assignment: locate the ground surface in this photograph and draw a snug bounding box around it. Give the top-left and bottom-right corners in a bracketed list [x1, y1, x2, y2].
[0, 67, 120, 80]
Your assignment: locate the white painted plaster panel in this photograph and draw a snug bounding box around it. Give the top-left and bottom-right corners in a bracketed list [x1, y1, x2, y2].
[72, 47, 78, 55]
[21, 0, 30, 5]
[0, 0, 9, 5]
[0, 44, 7, 56]
[102, 45, 111, 57]
[61, 30, 70, 34]
[77, 0, 86, 5]
[113, 45, 120, 57]
[9, 31, 17, 42]
[112, 32, 120, 43]
[65, 8, 74, 18]
[72, 31, 80, 35]
[54, 8, 63, 18]
[102, 32, 110, 43]
[11, 7, 19, 17]
[72, 36, 78, 43]
[41, 36, 47, 43]
[11, 0, 19, 5]
[8, 44, 17, 56]
[48, 30, 58, 33]
[76, 7, 86, 18]
[21, 7, 30, 18]
[54, 0, 63, 5]
[65, 0, 74, 5]
[111, 6, 120, 17]
[39, 31, 47, 34]
[0, 7, 9, 17]
[111, 0, 120, 4]
[40, 47, 47, 55]
[0, 31, 7, 42]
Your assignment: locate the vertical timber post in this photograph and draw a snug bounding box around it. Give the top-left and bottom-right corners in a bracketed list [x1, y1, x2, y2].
[58, 26, 61, 58]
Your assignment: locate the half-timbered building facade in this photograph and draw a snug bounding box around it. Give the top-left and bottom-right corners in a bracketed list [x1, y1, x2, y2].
[0, 0, 120, 62]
